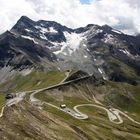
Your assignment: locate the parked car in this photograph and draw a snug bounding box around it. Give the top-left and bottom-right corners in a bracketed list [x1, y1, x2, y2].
[60, 104, 66, 108]
[5, 93, 15, 99]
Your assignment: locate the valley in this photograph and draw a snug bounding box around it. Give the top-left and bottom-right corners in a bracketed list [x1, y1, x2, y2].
[0, 70, 140, 139]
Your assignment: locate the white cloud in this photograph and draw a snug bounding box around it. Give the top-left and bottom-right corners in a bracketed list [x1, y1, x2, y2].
[0, 0, 140, 35]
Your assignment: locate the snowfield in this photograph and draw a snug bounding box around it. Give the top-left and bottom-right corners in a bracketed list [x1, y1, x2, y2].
[53, 32, 86, 56]
[21, 35, 38, 44]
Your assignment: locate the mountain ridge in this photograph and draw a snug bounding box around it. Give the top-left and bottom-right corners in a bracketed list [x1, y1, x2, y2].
[1, 16, 140, 140]
[0, 16, 140, 84]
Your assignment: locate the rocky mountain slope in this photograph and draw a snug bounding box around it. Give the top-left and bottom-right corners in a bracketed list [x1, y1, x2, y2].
[0, 16, 140, 140]
[0, 16, 140, 84]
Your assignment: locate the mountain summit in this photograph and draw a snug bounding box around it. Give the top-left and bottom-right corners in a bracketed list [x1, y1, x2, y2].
[1, 16, 140, 140]
[0, 16, 140, 84]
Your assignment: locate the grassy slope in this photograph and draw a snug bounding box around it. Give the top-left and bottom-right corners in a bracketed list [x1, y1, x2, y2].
[34, 76, 140, 139]
[0, 70, 65, 92]
[43, 102, 140, 140]
[106, 56, 140, 85]
[0, 101, 84, 140]
[35, 90, 90, 108]
[0, 68, 140, 139]
[105, 81, 140, 118]
[0, 70, 65, 107]
[0, 93, 5, 108]
[35, 74, 140, 118]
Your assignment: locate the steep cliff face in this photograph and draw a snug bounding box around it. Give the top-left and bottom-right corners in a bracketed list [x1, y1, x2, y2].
[0, 31, 57, 70]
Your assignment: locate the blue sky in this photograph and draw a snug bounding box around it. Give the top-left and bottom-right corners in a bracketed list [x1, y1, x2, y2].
[80, 0, 89, 4]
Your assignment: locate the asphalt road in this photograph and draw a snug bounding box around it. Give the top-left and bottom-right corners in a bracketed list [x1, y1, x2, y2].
[1, 72, 140, 126]
[74, 104, 123, 124]
[28, 72, 140, 124]
[6, 92, 26, 107]
[0, 106, 5, 118]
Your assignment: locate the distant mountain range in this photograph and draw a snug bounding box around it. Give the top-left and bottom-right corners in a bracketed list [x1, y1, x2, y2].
[0, 16, 140, 84]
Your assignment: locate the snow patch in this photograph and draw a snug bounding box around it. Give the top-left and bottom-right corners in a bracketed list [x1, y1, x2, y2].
[40, 34, 47, 40]
[94, 51, 100, 54]
[104, 34, 114, 43]
[21, 35, 38, 44]
[98, 68, 108, 80]
[64, 32, 84, 52]
[35, 26, 58, 34]
[119, 49, 130, 55]
[40, 28, 49, 34]
[53, 43, 68, 55]
[53, 32, 85, 55]
[49, 27, 58, 33]
[35, 26, 48, 34]
[98, 68, 103, 74]
[25, 29, 32, 32]
[83, 44, 87, 47]
[35, 26, 41, 29]
[96, 29, 103, 33]
[135, 54, 140, 58]
[112, 29, 122, 34]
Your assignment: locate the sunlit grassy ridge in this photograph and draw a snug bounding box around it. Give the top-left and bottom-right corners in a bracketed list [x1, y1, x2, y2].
[35, 91, 90, 108]
[0, 93, 5, 108]
[0, 70, 65, 92]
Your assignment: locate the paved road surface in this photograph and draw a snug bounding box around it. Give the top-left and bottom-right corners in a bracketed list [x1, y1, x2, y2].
[112, 108, 140, 125]
[0, 106, 5, 118]
[2, 72, 140, 126]
[6, 92, 26, 107]
[44, 102, 88, 120]
[74, 104, 123, 124]
[29, 73, 140, 125]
